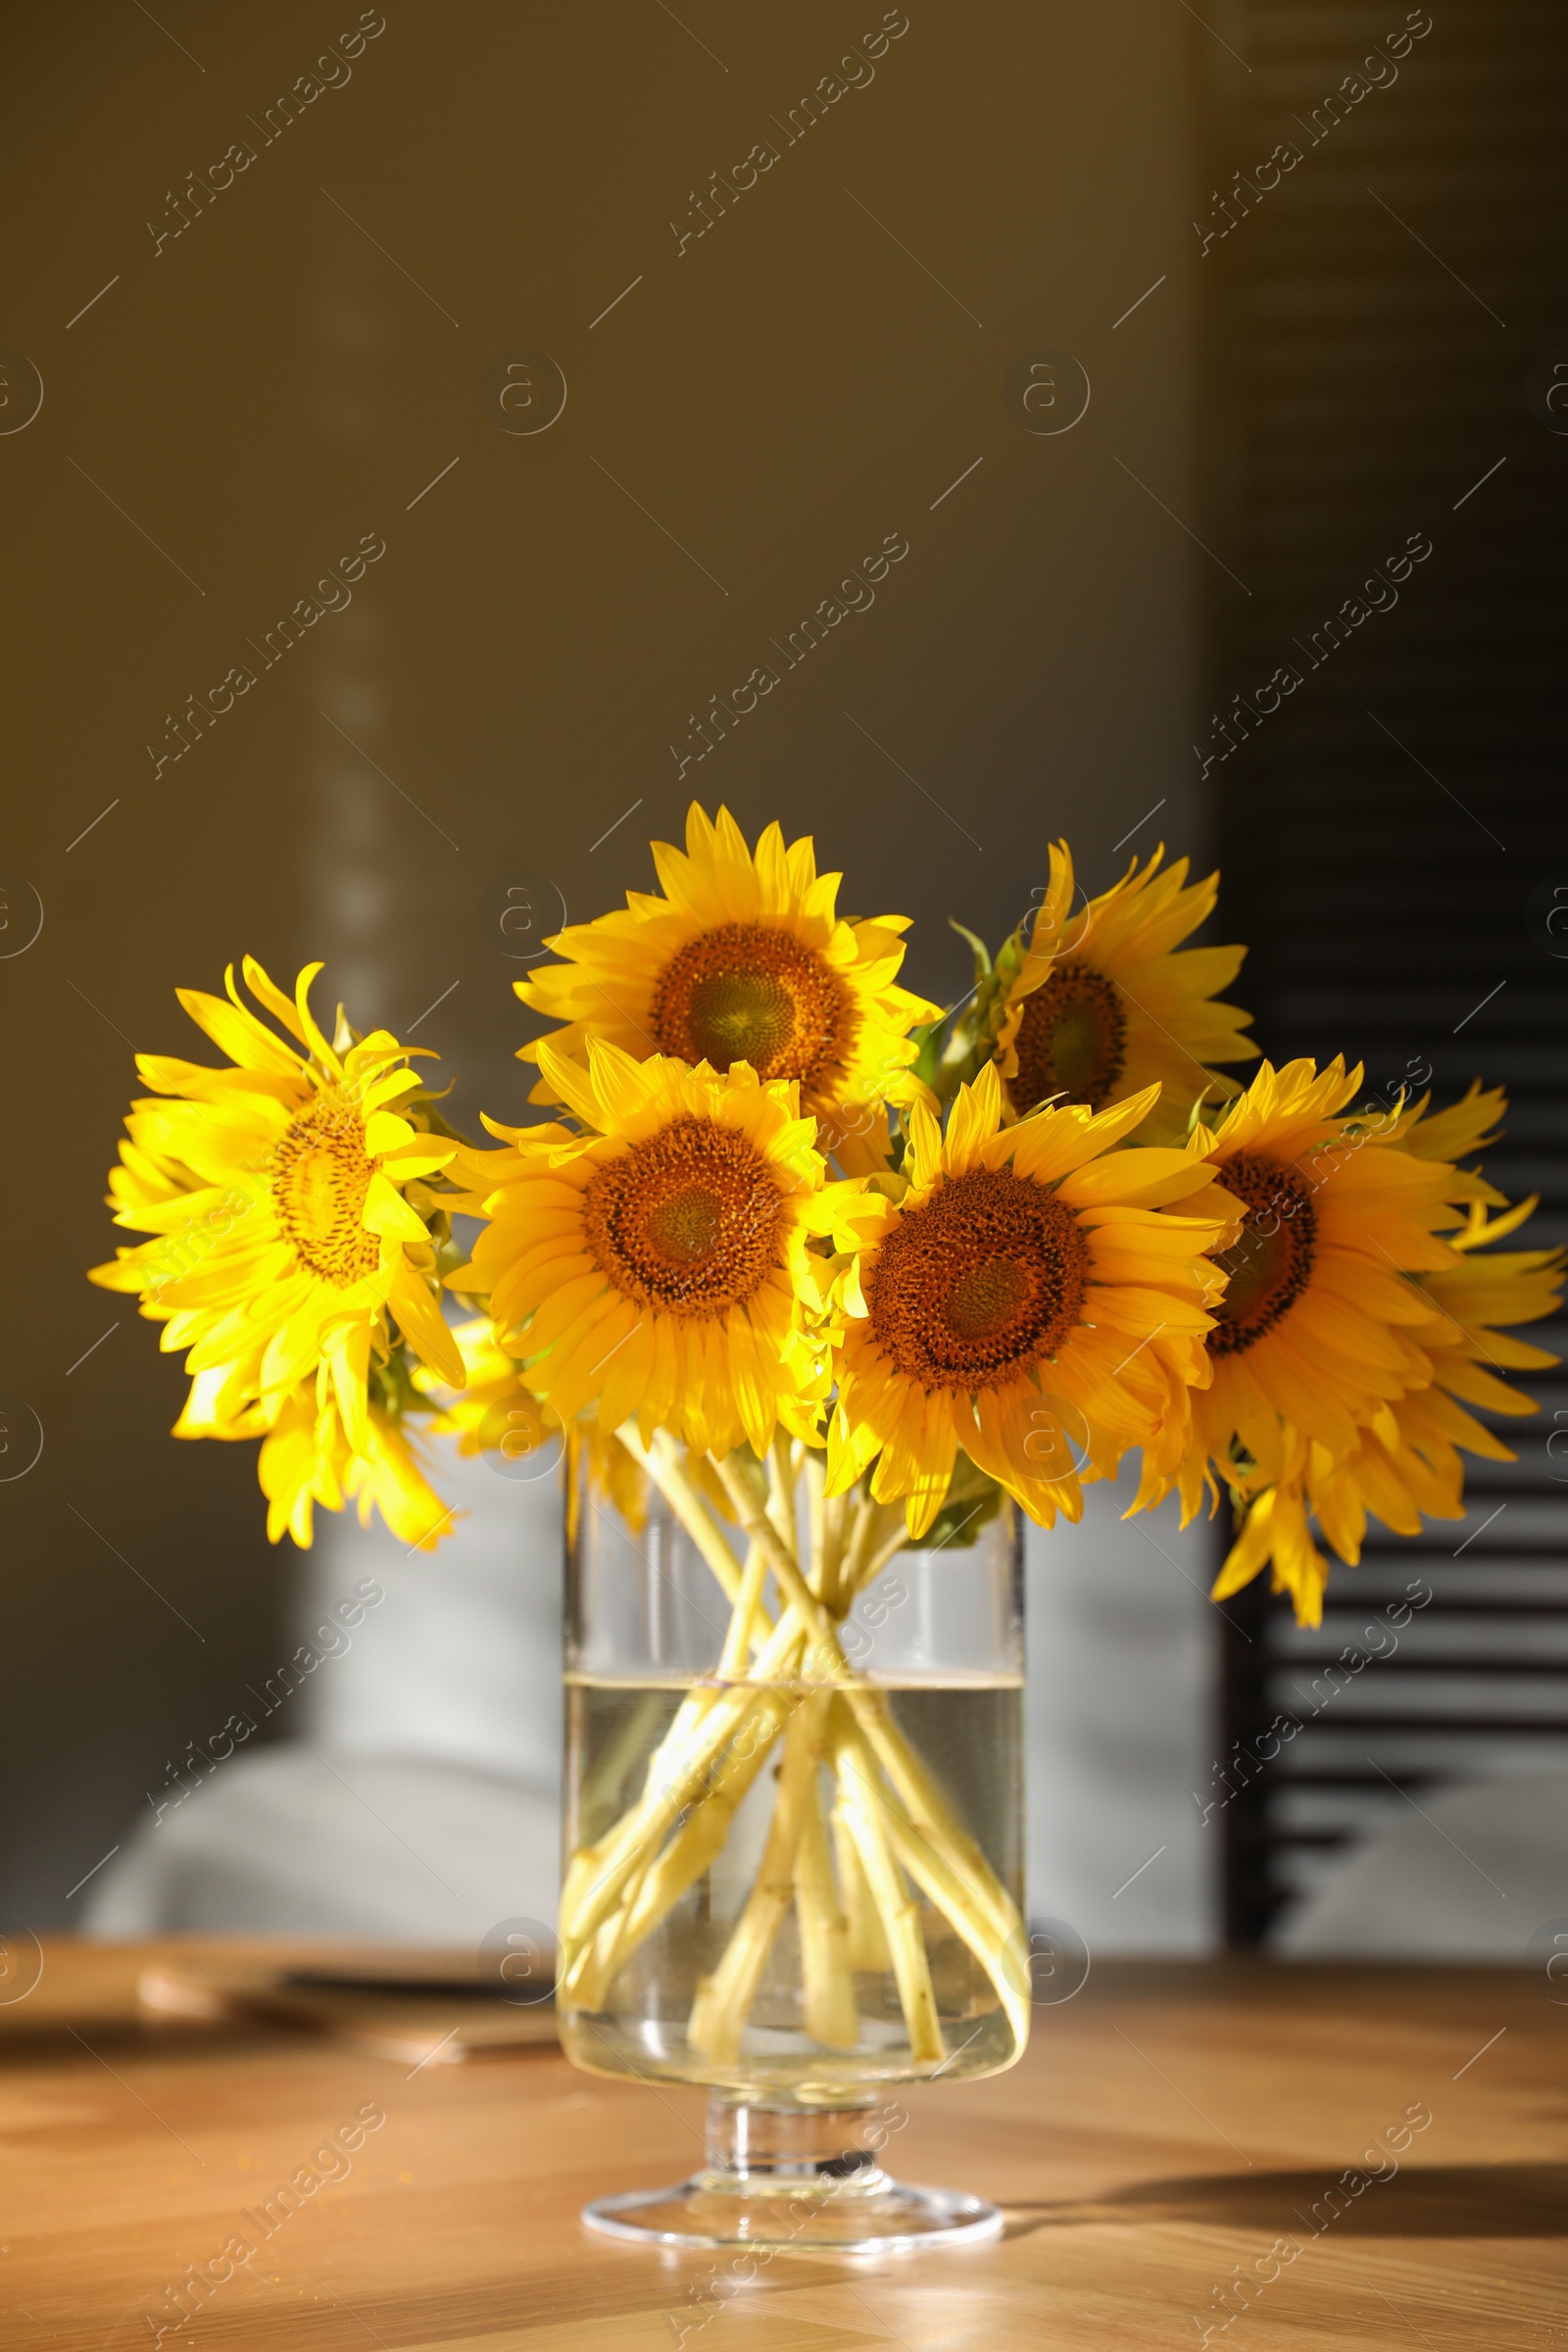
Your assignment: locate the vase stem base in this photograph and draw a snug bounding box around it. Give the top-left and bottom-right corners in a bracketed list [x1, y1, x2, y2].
[581, 2098, 1004, 2253]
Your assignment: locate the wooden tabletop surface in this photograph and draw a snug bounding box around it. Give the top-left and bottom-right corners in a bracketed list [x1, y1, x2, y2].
[0, 1942, 1560, 2350]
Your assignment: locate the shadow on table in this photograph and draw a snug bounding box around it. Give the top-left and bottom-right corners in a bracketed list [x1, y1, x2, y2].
[1003, 2165, 1568, 2240]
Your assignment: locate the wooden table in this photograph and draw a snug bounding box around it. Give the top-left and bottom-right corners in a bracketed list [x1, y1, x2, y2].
[1, 1943, 1560, 2349]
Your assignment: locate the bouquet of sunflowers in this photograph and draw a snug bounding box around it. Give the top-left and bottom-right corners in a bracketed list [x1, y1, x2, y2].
[91, 805, 1562, 2057]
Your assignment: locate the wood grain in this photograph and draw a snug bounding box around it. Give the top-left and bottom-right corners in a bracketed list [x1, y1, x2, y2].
[0, 1942, 1559, 2349]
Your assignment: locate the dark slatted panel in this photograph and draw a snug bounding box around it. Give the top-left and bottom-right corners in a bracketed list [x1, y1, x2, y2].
[1201, 2, 1568, 1942]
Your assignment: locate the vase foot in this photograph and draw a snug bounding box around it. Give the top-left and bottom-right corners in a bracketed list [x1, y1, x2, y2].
[582, 2176, 1002, 2251]
[580, 2098, 1004, 2252]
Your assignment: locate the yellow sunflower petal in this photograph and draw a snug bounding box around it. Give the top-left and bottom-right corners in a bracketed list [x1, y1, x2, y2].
[463, 1053, 836, 1457]
[89, 957, 456, 1512]
[516, 803, 937, 1148]
[832, 1059, 1225, 1528]
[990, 842, 1256, 1145]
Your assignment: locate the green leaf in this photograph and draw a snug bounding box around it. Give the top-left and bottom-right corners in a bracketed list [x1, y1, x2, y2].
[948, 918, 993, 981]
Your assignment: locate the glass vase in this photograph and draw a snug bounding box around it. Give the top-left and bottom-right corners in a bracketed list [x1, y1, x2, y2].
[559, 1444, 1027, 2251]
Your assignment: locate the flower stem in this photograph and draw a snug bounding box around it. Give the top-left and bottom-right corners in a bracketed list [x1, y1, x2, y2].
[562, 1439, 1027, 2082]
[794, 1741, 858, 2049]
[717, 1544, 768, 1677]
[831, 1725, 944, 2066]
[687, 1690, 826, 2063]
[565, 1686, 792, 2010]
[842, 1687, 1019, 1954]
[831, 1797, 893, 1974]
[839, 1495, 905, 1607]
[615, 1428, 749, 1610]
[713, 1452, 847, 1683]
[833, 1699, 1030, 2043]
[560, 1617, 803, 1959]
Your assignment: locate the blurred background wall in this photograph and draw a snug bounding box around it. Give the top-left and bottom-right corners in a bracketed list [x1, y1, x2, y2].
[0, 0, 1211, 1937]
[2, 0, 1559, 1952]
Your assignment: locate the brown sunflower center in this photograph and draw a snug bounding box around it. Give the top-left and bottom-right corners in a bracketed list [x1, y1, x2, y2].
[865, 1164, 1090, 1391]
[651, 922, 856, 1093]
[270, 1093, 381, 1288]
[1206, 1151, 1318, 1356]
[582, 1115, 787, 1319]
[1006, 961, 1129, 1115]
[645, 1183, 722, 1263]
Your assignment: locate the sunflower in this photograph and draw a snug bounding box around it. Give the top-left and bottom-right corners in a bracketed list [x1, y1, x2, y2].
[409, 1310, 551, 1450]
[1136, 1057, 1491, 1543]
[824, 1062, 1239, 1539]
[251, 1379, 457, 1552]
[88, 958, 465, 1463]
[991, 840, 1257, 1145]
[448, 1040, 862, 1459]
[1213, 1186, 1565, 1625]
[514, 803, 940, 1171]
